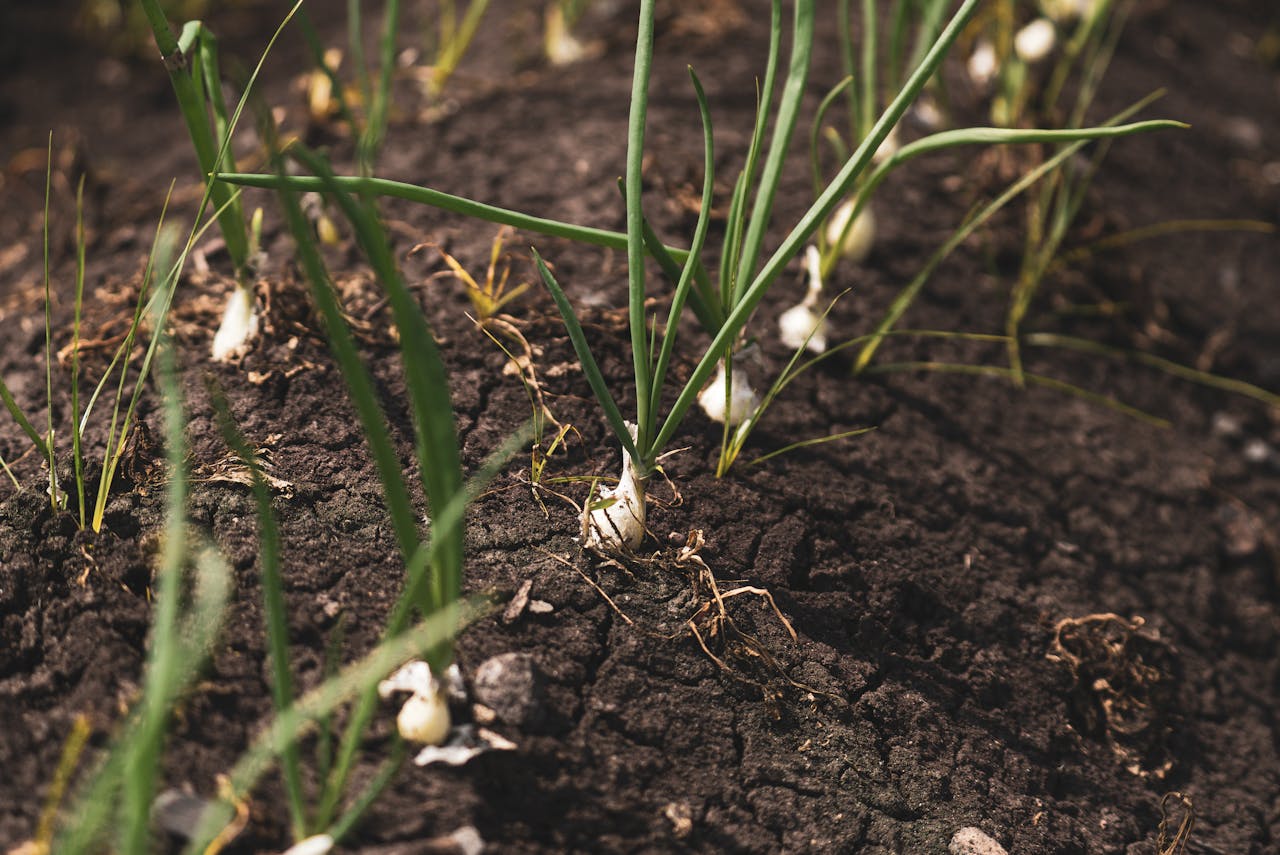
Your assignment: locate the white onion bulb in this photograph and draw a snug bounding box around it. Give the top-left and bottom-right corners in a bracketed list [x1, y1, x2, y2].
[824, 200, 876, 265]
[778, 245, 829, 354]
[1015, 18, 1057, 64]
[585, 423, 647, 552]
[211, 284, 259, 362]
[397, 688, 451, 745]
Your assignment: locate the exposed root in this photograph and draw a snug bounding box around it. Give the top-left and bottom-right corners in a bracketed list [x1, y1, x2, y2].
[1156, 791, 1194, 855]
[541, 549, 636, 627]
[1048, 612, 1182, 777]
[202, 774, 250, 855]
[674, 530, 829, 703]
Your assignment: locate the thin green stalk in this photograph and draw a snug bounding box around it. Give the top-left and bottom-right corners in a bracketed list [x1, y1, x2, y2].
[327, 740, 406, 843]
[430, 0, 491, 94]
[887, 0, 908, 94]
[732, 0, 815, 305]
[534, 251, 638, 465]
[1050, 219, 1275, 272]
[720, 0, 782, 305]
[119, 266, 189, 854]
[218, 171, 695, 264]
[209, 387, 307, 840]
[358, 0, 401, 174]
[42, 135, 59, 512]
[860, 0, 877, 142]
[648, 69, 716, 427]
[0, 378, 47, 459]
[0, 452, 17, 490]
[750, 426, 876, 467]
[70, 177, 87, 528]
[90, 185, 189, 532]
[809, 77, 855, 206]
[314, 615, 346, 789]
[137, 0, 250, 279]
[625, 0, 657, 455]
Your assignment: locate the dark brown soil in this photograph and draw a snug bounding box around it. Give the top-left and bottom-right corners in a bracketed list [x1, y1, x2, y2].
[2, 1, 1278, 853]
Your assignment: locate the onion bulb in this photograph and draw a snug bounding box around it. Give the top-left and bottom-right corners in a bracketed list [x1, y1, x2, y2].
[698, 357, 760, 427]
[1015, 18, 1057, 64]
[397, 688, 452, 746]
[585, 423, 647, 552]
[824, 199, 876, 265]
[778, 245, 829, 354]
[211, 284, 258, 362]
[967, 39, 997, 87]
[544, 4, 589, 67]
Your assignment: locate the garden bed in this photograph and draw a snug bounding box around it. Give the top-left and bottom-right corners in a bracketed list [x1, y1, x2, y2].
[1, 0, 1278, 852]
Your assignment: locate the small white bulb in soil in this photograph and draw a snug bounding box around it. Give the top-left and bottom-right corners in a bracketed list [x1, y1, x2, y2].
[585, 422, 647, 552]
[544, 4, 589, 66]
[824, 199, 876, 265]
[778, 245, 829, 354]
[211, 284, 259, 362]
[1015, 18, 1057, 64]
[397, 686, 452, 745]
[873, 124, 900, 164]
[281, 834, 336, 855]
[967, 39, 998, 87]
[698, 357, 760, 427]
[913, 94, 945, 131]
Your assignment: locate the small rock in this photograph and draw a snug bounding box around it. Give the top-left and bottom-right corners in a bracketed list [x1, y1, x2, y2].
[447, 826, 485, 855]
[1243, 439, 1271, 464]
[473, 653, 545, 728]
[503, 579, 533, 623]
[153, 790, 216, 840]
[1211, 412, 1242, 438]
[950, 827, 1008, 855]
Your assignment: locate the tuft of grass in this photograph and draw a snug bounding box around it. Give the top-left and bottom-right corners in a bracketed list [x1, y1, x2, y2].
[0, 143, 206, 532]
[54, 228, 236, 854]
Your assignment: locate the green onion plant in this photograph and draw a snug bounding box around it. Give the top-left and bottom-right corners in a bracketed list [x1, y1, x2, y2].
[545, 0, 593, 66]
[222, 0, 1181, 549]
[248, 106, 529, 833]
[984, 1, 1277, 410]
[138, 0, 266, 360]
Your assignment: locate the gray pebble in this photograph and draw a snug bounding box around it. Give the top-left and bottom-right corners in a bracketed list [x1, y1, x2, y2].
[949, 827, 1008, 855]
